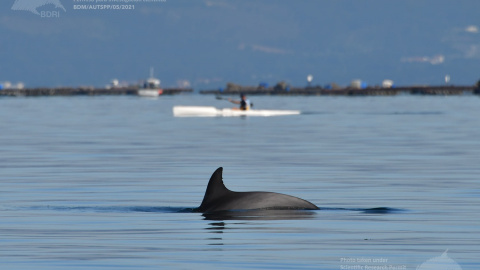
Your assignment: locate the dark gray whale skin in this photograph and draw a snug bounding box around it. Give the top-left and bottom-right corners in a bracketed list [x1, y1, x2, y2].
[195, 167, 319, 213]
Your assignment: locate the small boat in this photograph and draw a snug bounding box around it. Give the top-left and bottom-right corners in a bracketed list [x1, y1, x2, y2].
[138, 67, 163, 97]
[138, 87, 163, 97]
[173, 106, 301, 117]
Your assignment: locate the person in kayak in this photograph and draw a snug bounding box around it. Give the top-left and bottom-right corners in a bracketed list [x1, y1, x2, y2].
[228, 93, 252, 110]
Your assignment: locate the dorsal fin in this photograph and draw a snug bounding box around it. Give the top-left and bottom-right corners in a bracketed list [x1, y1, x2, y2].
[198, 167, 230, 211]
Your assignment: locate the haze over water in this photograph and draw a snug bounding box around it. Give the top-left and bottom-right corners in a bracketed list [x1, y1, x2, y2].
[1, 95, 479, 269]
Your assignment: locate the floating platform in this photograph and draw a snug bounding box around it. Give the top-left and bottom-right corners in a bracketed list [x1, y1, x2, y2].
[201, 85, 478, 96]
[0, 87, 193, 97]
[2, 85, 478, 97]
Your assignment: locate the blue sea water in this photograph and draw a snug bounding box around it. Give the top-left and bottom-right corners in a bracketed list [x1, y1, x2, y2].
[0, 94, 479, 269]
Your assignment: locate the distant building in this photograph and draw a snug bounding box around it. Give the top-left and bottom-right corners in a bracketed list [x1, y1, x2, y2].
[177, 79, 191, 89]
[350, 79, 367, 89]
[382, 80, 394, 88]
[0, 81, 25, 90]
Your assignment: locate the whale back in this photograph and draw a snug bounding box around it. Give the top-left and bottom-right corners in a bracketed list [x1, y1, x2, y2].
[197, 167, 318, 213]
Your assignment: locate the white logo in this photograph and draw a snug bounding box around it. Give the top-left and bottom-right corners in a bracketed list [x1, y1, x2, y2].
[11, 0, 66, 15]
[417, 250, 462, 270]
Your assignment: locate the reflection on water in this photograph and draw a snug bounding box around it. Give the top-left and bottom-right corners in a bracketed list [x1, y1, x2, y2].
[201, 207, 401, 220]
[319, 207, 403, 214]
[202, 209, 318, 221]
[14, 205, 402, 217]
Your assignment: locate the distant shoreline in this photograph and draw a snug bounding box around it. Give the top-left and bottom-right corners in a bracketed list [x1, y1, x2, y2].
[0, 87, 192, 97]
[0, 85, 478, 97]
[201, 85, 478, 96]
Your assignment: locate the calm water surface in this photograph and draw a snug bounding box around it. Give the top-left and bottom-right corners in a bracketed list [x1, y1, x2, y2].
[1, 95, 479, 269]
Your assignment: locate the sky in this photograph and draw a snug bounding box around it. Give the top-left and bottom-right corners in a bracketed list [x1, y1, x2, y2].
[1, 0, 479, 89]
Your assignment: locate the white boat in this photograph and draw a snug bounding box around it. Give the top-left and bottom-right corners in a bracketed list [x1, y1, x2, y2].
[173, 106, 301, 117]
[138, 88, 163, 97]
[138, 67, 163, 97]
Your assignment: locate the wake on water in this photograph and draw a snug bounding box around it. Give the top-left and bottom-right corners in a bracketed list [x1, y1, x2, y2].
[12, 205, 402, 214]
[2, 206, 404, 221]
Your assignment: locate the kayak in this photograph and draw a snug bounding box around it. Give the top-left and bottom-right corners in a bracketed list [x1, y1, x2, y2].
[173, 106, 301, 117]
